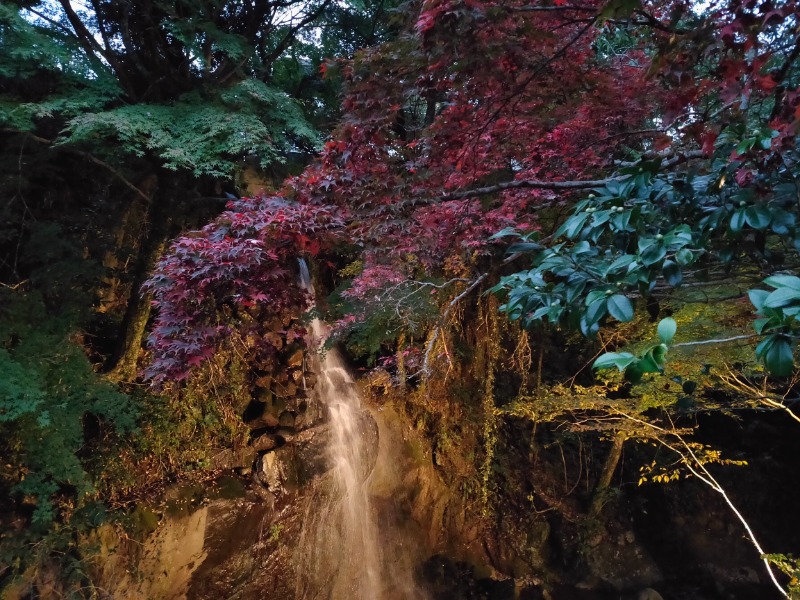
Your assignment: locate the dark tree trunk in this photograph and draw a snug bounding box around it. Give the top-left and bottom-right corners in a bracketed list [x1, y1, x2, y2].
[109, 175, 175, 381]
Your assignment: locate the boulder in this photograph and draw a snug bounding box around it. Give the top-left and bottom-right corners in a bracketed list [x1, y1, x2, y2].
[278, 411, 296, 429]
[287, 349, 304, 368]
[273, 381, 297, 398]
[251, 434, 279, 452]
[210, 447, 256, 471]
[246, 412, 279, 430]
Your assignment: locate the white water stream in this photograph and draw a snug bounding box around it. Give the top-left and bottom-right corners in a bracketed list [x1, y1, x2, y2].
[295, 259, 424, 600]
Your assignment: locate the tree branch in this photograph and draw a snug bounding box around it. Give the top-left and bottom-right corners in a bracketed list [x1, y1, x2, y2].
[770, 34, 800, 121]
[56, 0, 118, 69]
[75, 152, 152, 204]
[511, 4, 597, 12]
[671, 334, 759, 348]
[437, 150, 706, 202]
[616, 148, 705, 168]
[422, 273, 489, 378]
[420, 250, 528, 378]
[615, 411, 790, 598]
[2, 129, 151, 204]
[440, 177, 621, 201]
[265, 0, 334, 64]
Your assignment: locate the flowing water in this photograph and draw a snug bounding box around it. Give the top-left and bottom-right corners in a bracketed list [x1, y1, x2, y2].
[295, 259, 425, 600]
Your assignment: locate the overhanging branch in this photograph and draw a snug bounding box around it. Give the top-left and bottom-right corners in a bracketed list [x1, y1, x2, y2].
[2, 129, 151, 204]
[439, 149, 706, 202]
[441, 177, 620, 201]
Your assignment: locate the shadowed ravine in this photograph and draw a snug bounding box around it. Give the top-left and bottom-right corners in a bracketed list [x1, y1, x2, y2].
[294, 259, 426, 600]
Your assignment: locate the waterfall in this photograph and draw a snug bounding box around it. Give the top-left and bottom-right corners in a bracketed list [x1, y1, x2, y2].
[295, 259, 424, 600]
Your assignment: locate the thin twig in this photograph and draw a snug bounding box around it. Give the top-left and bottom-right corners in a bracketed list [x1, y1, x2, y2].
[671, 334, 759, 348]
[510, 4, 597, 12]
[421, 273, 489, 377]
[420, 249, 529, 378]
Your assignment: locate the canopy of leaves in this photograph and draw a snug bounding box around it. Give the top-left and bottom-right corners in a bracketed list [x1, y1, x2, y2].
[65, 81, 320, 177]
[140, 0, 800, 393]
[1, 0, 396, 178]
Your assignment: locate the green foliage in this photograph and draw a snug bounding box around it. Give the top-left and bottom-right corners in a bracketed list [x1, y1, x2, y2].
[764, 553, 800, 596]
[0, 290, 137, 529]
[2, 0, 347, 180]
[657, 317, 677, 345]
[327, 274, 440, 365]
[593, 318, 675, 383]
[65, 81, 320, 178]
[490, 175, 699, 336]
[491, 125, 800, 376]
[749, 275, 800, 376]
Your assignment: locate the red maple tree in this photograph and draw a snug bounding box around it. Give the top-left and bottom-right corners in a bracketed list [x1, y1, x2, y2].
[146, 0, 800, 381]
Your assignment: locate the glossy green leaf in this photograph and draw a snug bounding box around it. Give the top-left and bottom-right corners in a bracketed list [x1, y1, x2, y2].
[556, 213, 590, 239]
[489, 227, 519, 240]
[593, 351, 637, 371]
[651, 343, 667, 365]
[657, 317, 677, 345]
[770, 209, 795, 235]
[606, 254, 637, 275]
[663, 260, 682, 287]
[764, 337, 794, 376]
[584, 298, 608, 327]
[763, 275, 800, 291]
[624, 361, 645, 383]
[763, 287, 800, 308]
[744, 205, 772, 230]
[675, 248, 694, 266]
[607, 294, 634, 322]
[748, 289, 769, 311]
[640, 243, 666, 266]
[729, 208, 746, 233]
[638, 350, 662, 373]
[753, 317, 773, 334]
[507, 242, 542, 253]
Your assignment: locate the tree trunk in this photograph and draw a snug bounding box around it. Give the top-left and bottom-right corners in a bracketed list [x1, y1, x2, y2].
[589, 432, 626, 518]
[110, 239, 167, 381]
[396, 332, 407, 392]
[109, 177, 174, 382]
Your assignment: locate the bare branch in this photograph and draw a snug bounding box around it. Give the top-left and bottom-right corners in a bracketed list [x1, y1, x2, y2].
[438, 150, 706, 202]
[421, 273, 489, 378]
[511, 4, 597, 12]
[616, 411, 790, 598]
[75, 151, 152, 204]
[56, 0, 119, 69]
[420, 250, 528, 378]
[265, 0, 334, 63]
[2, 129, 151, 203]
[615, 149, 705, 168]
[441, 177, 621, 201]
[671, 334, 759, 348]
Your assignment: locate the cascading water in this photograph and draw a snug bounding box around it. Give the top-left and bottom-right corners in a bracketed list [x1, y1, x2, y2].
[295, 259, 425, 600]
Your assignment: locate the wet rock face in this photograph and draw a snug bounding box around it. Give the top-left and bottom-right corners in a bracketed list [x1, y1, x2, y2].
[252, 407, 379, 496]
[245, 379, 318, 434]
[254, 425, 330, 494]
